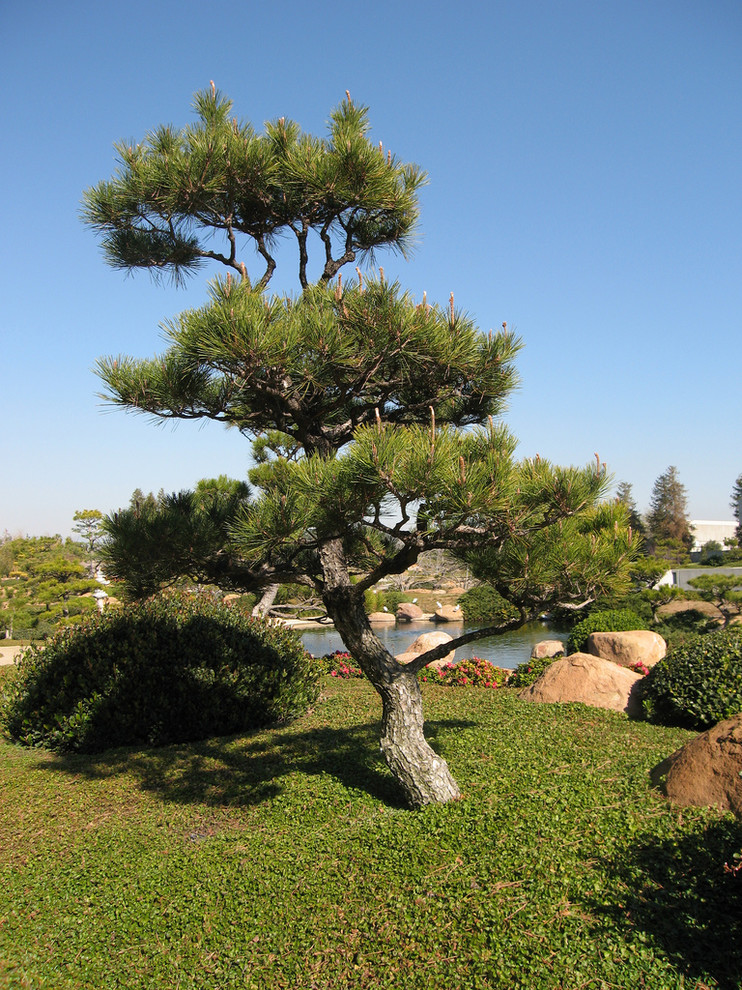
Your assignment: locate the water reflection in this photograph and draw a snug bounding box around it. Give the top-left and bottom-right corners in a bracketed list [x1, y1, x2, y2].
[299, 620, 566, 670]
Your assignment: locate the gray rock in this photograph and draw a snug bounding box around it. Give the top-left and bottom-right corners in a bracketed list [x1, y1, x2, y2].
[432, 605, 464, 622]
[396, 602, 424, 621]
[367, 611, 396, 623]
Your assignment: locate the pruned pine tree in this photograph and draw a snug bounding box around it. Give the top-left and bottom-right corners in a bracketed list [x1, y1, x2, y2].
[85, 88, 636, 807]
[82, 83, 423, 291]
[687, 573, 742, 630]
[72, 509, 105, 577]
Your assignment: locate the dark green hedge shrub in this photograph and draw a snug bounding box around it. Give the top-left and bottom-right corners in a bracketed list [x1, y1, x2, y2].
[0, 592, 320, 753]
[567, 608, 648, 654]
[458, 585, 518, 624]
[642, 627, 742, 729]
[653, 608, 716, 651]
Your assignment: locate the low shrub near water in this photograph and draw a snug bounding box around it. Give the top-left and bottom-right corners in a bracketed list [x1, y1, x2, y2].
[458, 584, 519, 624]
[642, 627, 742, 729]
[0, 592, 320, 753]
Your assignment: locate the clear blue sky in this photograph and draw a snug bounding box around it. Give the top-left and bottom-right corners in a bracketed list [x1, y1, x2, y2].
[2, 0, 740, 538]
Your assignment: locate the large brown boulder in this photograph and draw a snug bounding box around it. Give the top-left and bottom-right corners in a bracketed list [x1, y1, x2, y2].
[396, 631, 455, 669]
[432, 605, 464, 622]
[518, 653, 643, 717]
[531, 639, 565, 660]
[586, 630, 666, 669]
[650, 715, 742, 816]
[396, 602, 424, 621]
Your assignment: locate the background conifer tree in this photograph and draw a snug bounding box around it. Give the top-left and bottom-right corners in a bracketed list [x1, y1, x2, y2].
[731, 473, 742, 544]
[646, 466, 692, 556]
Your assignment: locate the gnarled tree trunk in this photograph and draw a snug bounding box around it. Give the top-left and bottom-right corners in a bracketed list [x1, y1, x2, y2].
[251, 582, 280, 617]
[377, 666, 461, 807]
[320, 541, 460, 808]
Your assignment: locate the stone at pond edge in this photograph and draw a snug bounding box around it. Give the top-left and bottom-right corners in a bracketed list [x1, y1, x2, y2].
[433, 605, 464, 622]
[368, 611, 396, 623]
[518, 653, 643, 717]
[650, 714, 742, 817]
[396, 602, 424, 621]
[531, 639, 565, 660]
[397, 631, 455, 670]
[586, 630, 666, 669]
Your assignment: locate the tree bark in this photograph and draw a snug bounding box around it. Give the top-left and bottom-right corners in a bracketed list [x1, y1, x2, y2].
[319, 539, 460, 808]
[377, 666, 461, 808]
[251, 582, 280, 617]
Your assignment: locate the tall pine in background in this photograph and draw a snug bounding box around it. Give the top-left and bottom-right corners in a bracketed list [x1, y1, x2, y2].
[646, 466, 692, 558]
[731, 473, 742, 544]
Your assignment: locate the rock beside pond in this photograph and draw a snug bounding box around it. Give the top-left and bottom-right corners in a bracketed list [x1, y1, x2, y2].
[433, 605, 464, 622]
[650, 714, 742, 816]
[396, 602, 424, 621]
[397, 631, 455, 669]
[586, 630, 666, 669]
[531, 639, 565, 659]
[518, 653, 643, 717]
[368, 611, 396, 623]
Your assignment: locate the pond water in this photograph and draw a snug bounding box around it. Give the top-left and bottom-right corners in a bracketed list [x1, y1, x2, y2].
[299, 619, 567, 670]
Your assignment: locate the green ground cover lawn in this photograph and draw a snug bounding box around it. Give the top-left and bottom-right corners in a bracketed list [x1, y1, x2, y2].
[1, 673, 740, 989]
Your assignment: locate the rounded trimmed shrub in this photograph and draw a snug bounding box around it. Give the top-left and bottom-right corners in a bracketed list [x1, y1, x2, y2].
[458, 585, 518, 624]
[0, 591, 320, 753]
[642, 627, 742, 729]
[653, 608, 716, 651]
[567, 608, 648, 654]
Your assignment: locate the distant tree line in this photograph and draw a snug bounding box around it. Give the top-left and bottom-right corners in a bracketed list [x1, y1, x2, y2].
[615, 467, 742, 566]
[0, 531, 102, 640]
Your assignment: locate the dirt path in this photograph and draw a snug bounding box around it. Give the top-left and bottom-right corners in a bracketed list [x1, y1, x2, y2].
[0, 646, 25, 666]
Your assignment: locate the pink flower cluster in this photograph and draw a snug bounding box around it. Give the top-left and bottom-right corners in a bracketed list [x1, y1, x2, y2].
[325, 651, 364, 678]
[422, 657, 508, 689]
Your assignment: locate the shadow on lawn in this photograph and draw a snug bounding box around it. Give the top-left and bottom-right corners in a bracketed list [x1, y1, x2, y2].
[591, 817, 742, 990]
[38, 717, 474, 811]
